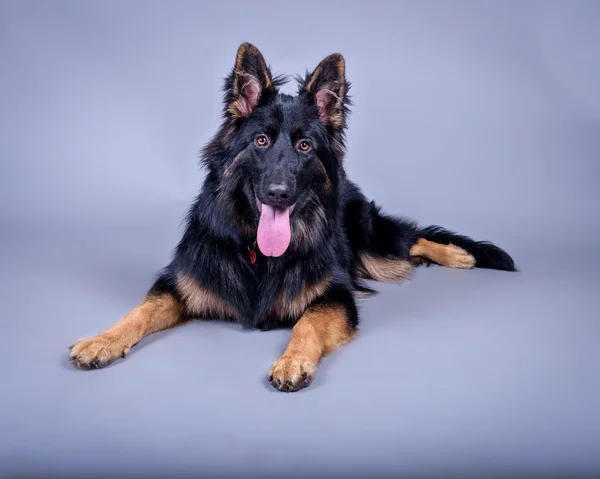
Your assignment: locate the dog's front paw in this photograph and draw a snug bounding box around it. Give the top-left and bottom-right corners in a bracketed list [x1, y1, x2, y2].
[69, 334, 129, 370]
[268, 355, 316, 392]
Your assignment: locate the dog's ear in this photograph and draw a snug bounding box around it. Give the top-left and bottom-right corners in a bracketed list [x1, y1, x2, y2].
[301, 53, 348, 128]
[226, 43, 274, 118]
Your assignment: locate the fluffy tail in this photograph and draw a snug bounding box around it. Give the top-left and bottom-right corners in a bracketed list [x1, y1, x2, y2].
[417, 225, 517, 272]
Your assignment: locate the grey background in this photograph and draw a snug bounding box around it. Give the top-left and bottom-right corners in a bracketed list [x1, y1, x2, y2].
[1, 1, 599, 477]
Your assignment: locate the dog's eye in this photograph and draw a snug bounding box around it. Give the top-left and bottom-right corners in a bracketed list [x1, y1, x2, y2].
[297, 140, 311, 152]
[255, 135, 269, 148]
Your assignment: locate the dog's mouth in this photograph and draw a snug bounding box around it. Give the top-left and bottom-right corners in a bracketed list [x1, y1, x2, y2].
[255, 197, 296, 258]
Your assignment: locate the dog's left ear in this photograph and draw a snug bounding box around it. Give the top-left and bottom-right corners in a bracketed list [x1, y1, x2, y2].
[227, 43, 274, 118]
[301, 53, 348, 128]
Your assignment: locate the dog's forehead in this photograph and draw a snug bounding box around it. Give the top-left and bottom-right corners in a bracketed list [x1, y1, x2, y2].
[267, 94, 316, 131]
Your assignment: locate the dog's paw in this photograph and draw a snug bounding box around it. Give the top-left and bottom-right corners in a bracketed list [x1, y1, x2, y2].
[268, 355, 316, 392]
[445, 244, 476, 269]
[69, 334, 129, 370]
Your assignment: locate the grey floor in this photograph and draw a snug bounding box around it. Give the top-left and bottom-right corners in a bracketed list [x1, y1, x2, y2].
[2, 1, 600, 478]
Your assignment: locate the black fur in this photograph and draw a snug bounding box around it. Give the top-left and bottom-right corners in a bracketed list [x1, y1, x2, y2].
[68, 43, 518, 392]
[150, 43, 516, 333]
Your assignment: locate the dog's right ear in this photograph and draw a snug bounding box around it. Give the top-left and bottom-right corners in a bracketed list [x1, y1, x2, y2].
[226, 43, 274, 118]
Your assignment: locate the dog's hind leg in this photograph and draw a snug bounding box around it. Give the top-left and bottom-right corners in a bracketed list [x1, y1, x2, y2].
[346, 191, 515, 276]
[69, 277, 183, 370]
[414, 225, 516, 271]
[409, 237, 475, 269]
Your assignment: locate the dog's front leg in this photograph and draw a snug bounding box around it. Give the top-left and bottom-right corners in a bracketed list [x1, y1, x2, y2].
[268, 289, 358, 392]
[69, 291, 182, 370]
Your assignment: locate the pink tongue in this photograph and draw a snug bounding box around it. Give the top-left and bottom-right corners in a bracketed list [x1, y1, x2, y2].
[256, 204, 291, 257]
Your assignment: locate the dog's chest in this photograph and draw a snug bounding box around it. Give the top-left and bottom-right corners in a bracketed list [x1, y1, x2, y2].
[243, 259, 332, 329]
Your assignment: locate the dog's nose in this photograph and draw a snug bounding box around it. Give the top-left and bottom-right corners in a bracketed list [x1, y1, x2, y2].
[266, 183, 291, 204]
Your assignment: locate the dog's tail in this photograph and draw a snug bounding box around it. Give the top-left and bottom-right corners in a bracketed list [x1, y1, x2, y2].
[414, 225, 517, 272]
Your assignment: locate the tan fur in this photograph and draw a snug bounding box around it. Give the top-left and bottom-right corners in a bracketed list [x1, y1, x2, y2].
[176, 272, 241, 320]
[269, 303, 356, 391]
[409, 238, 476, 269]
[223, 151, 245, 178]
[353, 289, 375, 300]
[291, 202, 327, 249]
[305, 63, 324, 94]
[269, 275, 332, 320]
[290, 164, 331, 249]
[226, 99, 248, 118]
[356, 253, 413, 283]
[70, 293, 181, 369]
[315, 160, 333, 196]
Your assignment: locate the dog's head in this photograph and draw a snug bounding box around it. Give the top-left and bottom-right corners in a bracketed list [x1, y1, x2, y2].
[202, 43, 350, 257]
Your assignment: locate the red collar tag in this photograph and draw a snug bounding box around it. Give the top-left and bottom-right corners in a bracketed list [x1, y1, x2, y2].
[247, 243, 257, 265]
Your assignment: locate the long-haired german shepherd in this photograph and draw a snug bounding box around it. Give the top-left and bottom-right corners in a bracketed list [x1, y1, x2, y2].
[69, 43, 516, 392]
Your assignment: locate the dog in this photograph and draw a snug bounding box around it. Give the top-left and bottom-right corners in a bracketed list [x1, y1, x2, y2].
[69, 43, 516, 392]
